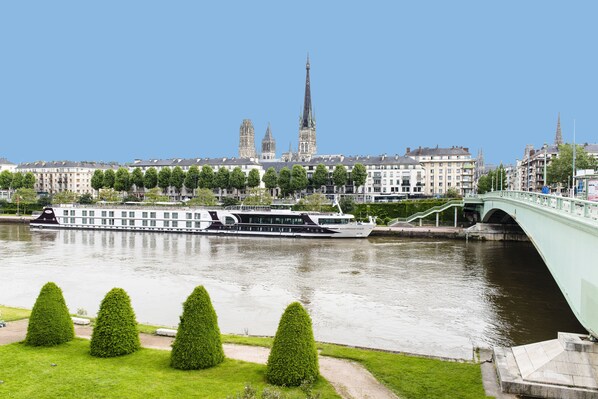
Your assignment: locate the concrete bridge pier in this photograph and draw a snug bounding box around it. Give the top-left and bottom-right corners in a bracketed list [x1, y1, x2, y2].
[494, 332, 598, 398]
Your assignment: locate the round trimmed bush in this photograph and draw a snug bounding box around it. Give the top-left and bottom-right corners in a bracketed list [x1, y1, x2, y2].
[90, 288, 140, 357]
[170, 286, 224, 370]
[25, 282, 74, 346]
[266, 302, 319, 386]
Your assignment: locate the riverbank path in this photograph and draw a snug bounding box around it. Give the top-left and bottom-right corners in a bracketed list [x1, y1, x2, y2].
[0, 319, 398, 399]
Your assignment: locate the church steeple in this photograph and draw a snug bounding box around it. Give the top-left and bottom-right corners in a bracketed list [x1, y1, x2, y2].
[554, 113, 563, 146]
[260, 123, 276, 161]
[298, 54, 317, 160]
[301, 54, 315, 129]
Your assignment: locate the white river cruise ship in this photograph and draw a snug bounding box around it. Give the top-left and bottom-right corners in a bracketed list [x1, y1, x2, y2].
[30, 205, 376, 238]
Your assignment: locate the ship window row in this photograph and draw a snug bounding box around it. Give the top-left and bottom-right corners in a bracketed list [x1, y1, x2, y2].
[246, 216, 305, 225]
[318, 218, 351, 225]
[64, 211, 203, 220]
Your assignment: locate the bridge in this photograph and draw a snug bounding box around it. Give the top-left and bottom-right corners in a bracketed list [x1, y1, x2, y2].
[465, 191, 598, 336]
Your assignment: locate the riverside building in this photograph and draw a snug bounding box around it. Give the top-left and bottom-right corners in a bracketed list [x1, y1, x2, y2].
[405, 146, 475, 196]
[16, 161, 119, 195]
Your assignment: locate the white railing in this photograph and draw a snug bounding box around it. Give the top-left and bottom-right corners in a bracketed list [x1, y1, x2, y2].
[481, 190, 598, 222]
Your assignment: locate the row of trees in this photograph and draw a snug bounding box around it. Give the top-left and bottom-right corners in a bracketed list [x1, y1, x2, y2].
[25, 282, 318, 387]
[477, 165, 507, 194]
[0, 170, 35, 190]
[91, 163, 369, 199]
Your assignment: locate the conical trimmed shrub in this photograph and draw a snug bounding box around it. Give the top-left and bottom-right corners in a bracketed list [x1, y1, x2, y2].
[266, 302, 319, 386]
[25, 282, 74, 346]
[170, 286, 224, 370]
[90, 288, 140, 357]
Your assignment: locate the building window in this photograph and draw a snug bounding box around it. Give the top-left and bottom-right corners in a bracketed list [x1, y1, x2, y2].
[164, 212, 170, 219]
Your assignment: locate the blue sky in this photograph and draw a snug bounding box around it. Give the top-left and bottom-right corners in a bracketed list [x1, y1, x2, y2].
[1, 1, 597, 166]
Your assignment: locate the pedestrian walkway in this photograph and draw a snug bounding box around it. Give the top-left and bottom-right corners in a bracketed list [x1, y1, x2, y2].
[0, 319, 398, 399]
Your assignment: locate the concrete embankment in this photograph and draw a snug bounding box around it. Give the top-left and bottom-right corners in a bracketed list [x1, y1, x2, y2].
[372, 223, 529, 241]
[0, 215, 33, 224]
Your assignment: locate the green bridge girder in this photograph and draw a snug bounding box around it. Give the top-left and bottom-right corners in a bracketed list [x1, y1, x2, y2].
[465, 191, 598, 336]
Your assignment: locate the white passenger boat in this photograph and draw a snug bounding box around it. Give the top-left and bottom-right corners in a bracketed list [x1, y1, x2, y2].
[30, 205, 376, 238]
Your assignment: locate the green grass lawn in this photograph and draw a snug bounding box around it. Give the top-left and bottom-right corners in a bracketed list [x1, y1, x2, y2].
[317, 344, 490, 399]
[0, 339, 339, 399]
[0, 305, 30, 321]
[1, 314, 489, 398]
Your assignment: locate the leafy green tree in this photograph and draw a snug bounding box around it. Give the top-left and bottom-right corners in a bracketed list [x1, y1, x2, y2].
[131, 167, 144, 194]
[230, 167, 246, 197]
[297, 193, 329, 211]
[78, 193, 94, 204]
[90, 288, 140, 358]
[266, 302, 319, 386]
[14, 188, 37, 214]
[11, 172, 24, 189]
[332, 164, 348, 192]
[445, 187, 460, 198]
[184, 165, 200, 194]
[312, 164, 329, 192]
[52, 190, 78, 204]
[158, 167, 172, 194]
[23, 172, 35, 189]
[351, 163, 367, 194]
[247, 169, 261, 188]
[143, 167, 158, 189]
[25, 282, 74, 347]
[278, 167, 292, 197]
[114, 167, 131, 193]
[103, 169, 116, 188]
[91, 170, 104, 192]
[0, 170, 13, 190]
[170, 166, 186, 198]
[339, 196, 355, 213]
[477, 165, 506, 194]
[548, 144, 597, 187]
[171, 286, 224, 370]
[262, 167, 278, 193]
[143, 187, 168, 203]
[291, 165, 308, 195]
[243, 187, 273, 205]
[186, 188, 217, 206]
[98, 188, 120, 202]
[215, 167, 230, 196]
[199, 165, 215, 189]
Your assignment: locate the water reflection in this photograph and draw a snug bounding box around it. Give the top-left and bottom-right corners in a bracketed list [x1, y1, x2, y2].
[0, 224, 584, 359]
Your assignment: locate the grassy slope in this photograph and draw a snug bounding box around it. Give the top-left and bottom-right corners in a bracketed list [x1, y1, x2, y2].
[0, 339, 339, 399]
[0, 305, 30, 321]
[0, 312, 489, 399]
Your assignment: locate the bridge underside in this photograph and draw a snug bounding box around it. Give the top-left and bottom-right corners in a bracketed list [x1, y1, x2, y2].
[479, 197, 598, 337]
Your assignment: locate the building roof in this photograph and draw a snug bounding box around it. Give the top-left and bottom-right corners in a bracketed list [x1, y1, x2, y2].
[262, 154, 420, 172]
[16, 161, 120, 170]
[405, 146, 471, 157]
[0, 158, 15, 165]
[130, 157, 262, 168]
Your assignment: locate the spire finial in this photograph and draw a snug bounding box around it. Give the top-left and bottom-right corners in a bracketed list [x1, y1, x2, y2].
[554, 112, 563, 146]
[306, 52, 310, 69]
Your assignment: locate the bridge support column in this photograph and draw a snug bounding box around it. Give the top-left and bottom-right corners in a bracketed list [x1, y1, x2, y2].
[419, 219, 422, 227]
[454, 207, 457, 227]
[435, 213, 439, 227]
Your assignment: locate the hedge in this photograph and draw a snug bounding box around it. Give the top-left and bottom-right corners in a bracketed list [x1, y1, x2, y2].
[353, 199, 466, 225]
[25, 282, 74, 347]
[266, 302, 319, 386]
[90, 288, 140, 357]
[170, 286, 224, 370]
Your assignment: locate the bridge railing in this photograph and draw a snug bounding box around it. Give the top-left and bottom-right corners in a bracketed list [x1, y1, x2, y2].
[482, 190, 598, 222]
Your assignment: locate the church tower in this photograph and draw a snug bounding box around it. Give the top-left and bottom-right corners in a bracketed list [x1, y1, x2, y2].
[261, 123, 276, 160]
[298, 54, 317, 161]
[554, 113, 563, 146]
[239, 119, 257, 158]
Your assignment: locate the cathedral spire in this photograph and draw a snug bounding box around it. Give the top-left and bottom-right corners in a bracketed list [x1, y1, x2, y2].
[301, 53, 314, 129]
[554, 113, 563, 146]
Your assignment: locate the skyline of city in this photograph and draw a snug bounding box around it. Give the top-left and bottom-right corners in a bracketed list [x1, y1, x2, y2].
[1, 2, 597, 165]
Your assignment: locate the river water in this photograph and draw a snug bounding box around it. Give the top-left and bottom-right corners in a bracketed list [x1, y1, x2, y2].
[0, 224, 584, 359]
